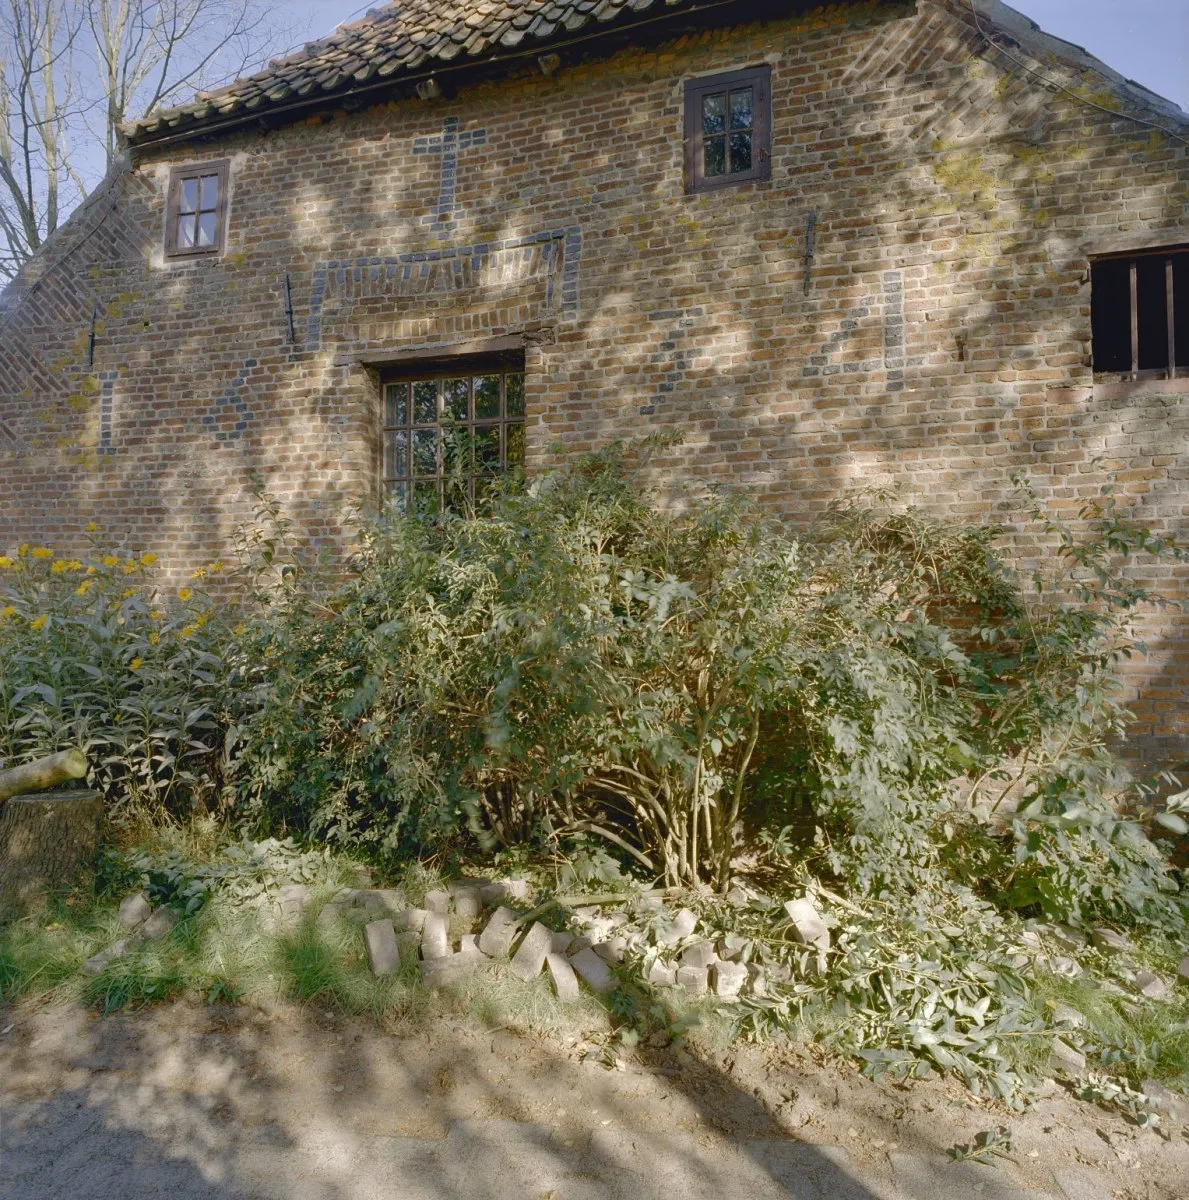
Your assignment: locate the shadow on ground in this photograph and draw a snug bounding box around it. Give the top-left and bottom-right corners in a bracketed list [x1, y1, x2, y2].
[0, 990, 1141, 1200]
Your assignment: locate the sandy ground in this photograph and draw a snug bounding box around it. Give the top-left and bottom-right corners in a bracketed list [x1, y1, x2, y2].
[0, 998, 1185, 1199]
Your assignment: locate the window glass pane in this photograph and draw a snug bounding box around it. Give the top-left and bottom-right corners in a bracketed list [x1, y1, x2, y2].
[385, 480, 408, 513]
[729, 132, 752, 174]
[412, 479, 439, 513]
[412, 428, 438, 476]
[702, 92, 726, 136]
[729, 87, 753, 131]
[1173, 253, 1189, 368]
[444, 377, 469, 421]
[506, 423, 525, 469]
[384, 383, 408, 427]
[176, 213, 196, 248]
[197, 212, 217, 247]
[474, 375, 501, 420]
[506, 373, 525, 418]
[385, 430, 407, 479]
[703, 137, 726, 177]
[413, 380, 437, 423]
[199, 174, 220, 211]
[474, 425, 500, 469]
[179, 177, 198, 214]
[1136, 255, 1169, 371]
[1091, 258, 1132, 372]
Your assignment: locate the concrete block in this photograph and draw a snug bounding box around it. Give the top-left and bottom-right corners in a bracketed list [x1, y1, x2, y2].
[478, 906, 521, 959]
[140, 907, 179, 941]
[452, 887, 482, 921]
[711, 960, 747, 999]
[363, 919, 400, 977]
[509, 921, 554, 981]
[676, 965, 708, 996]
[745, 962, 766, 996]
[424, 890, 450, 914]
[1178, 954, 1189, 981]
[717, 933, 748, 961]
[784, 897, 829, 950]
[1050, 1003, 1084, 1028]
[118, 893, 151, 930]
[680, 940, 717, 969]
[81, 938, 131, 976]
[418, 954, 469, 990]
[1091, 926, 1129, 954]
[550, 930, 573, 955]
[365, 888, 404, 916]
[421, 910, 450, 959]
[448, 877, 489, 896]
[569, 947, 615, 996]
[592, 937, 626, 963]
[1049, 1038, 1087, 1077]
[656, 908, 697, 946]
[480, 879, 529, 906]
[458, 934, 486, 958]
[647, 959, 676, 987]
[1135, 970, 1171, 999]
[316, 903, 345, 933]
[545, 953, 580, 1002]
[393, 908, 427, 932]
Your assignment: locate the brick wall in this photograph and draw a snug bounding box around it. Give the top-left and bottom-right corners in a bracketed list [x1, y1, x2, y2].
[2, 0, 1188, 765]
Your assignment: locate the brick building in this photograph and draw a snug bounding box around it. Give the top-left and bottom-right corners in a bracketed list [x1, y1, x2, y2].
[1, 0, 1188, 764]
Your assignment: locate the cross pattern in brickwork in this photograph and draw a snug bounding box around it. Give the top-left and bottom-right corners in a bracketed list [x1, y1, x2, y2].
[412, 117, 487, 232]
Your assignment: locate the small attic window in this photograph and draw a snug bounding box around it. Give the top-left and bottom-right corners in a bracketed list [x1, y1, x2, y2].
[1091, 248, 1189, 378]
[684, 66, 771, 194]
[165, 161, 229, 258]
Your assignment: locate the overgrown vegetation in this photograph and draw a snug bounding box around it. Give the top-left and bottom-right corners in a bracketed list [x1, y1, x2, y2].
[2, 444, 1186, 1110]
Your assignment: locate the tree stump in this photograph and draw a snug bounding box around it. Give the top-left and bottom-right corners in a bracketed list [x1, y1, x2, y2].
[0, 789, 105, 915]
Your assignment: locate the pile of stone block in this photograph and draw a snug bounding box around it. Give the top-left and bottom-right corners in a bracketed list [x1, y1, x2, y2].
[81, 893, 181, 975]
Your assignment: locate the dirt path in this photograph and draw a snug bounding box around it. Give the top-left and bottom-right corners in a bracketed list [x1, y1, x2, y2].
[1, 1000, 1184, 1199]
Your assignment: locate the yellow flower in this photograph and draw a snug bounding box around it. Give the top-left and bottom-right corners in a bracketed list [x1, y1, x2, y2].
[101, 555, 119, 568]
[122, 560, 138, 575]
[177, 587, 192, 602]
[129, 657, 143, 671]
[233, 622, 246, 636]
[0, 605, 15, 619]
[29, 614, 47, 631]
[149, 609, 164, 621]
[17, 544, 28, 557]
[51, 559, 82, 575]
[209, 561, 225, 574]
[180, 624, 197, 638]
[121, 587, 137, 599]
[75, 581, 93, 597]
[30, 547, 52, 560]
[85, 566, 96, 575]
[85, 522, 99, 532]
[191, 567, 206, 580]
[148, 631, 160, 646]
[0, 556, 12, 569]
[140, 552, 158, 566]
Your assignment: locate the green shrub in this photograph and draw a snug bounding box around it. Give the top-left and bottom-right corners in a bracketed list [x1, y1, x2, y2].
[0, 541, 238, 818]
[233, 447, 1185, 927]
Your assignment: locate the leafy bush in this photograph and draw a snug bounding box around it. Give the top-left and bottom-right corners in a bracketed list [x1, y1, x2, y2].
[0, 540, 238, 818]
[233, 447, 1185, 929]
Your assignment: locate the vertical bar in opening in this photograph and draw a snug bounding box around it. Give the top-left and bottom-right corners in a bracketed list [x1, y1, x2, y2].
[1129, 259, 1139, 377]
[1167, 256, 1177, 380]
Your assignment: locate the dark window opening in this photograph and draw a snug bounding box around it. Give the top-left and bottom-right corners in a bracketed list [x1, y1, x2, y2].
[1091, 248, 1189, 377]
[382, 359, 525, 512]
[165, 160, 229, 258]
[684, 66, 771, 194]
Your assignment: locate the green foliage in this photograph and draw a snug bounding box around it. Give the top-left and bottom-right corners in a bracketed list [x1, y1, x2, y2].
[233, 449, 1185, 930]
[0, 541, 238, 818]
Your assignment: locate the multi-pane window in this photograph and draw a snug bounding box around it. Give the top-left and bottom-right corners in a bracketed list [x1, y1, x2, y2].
[382, 367, 526, 511]
[165, 161, 228, 257]
[1092, 248, 1189, 378]
[684, 66, 771, 194]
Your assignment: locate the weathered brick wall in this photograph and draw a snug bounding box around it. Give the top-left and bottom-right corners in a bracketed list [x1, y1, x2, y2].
[2, 0, 1188, 763]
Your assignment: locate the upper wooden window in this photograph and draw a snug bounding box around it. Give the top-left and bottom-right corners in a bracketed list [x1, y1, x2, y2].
[684, 66, 771, 194]
[382, 358, 526, 513]
[1092, 247, 1189, 378]
[165, 160, 229, 258]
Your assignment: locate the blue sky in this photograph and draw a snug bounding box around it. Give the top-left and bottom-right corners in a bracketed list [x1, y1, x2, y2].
[287, 1, 1189, 114]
